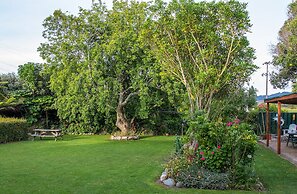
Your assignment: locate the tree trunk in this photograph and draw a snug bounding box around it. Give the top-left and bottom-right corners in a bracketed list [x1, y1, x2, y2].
[116, 103, 131, 136]
[115, 90, 139, 136]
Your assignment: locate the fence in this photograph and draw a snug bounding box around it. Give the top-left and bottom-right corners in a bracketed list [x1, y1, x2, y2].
[258, 112, 297, 134]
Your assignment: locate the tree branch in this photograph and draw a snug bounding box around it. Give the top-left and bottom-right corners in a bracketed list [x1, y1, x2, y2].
[121, 91, 140, 106]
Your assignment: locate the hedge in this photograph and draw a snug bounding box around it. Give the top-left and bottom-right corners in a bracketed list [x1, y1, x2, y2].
[0, 117, 30, 144]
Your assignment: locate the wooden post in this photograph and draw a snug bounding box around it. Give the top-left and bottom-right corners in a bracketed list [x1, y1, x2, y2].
[266, 103, 270, 147]
[277, 101, 281, 154]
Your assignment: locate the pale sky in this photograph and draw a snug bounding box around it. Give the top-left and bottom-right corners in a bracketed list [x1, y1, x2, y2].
[0, 0, 293, 95]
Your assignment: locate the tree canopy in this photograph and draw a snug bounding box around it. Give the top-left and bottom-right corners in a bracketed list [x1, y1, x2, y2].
[271, 1, 297, 89]
[148, 0, 256, 117]
[38, 1, 179, 135]
[37, 0, 257, 134]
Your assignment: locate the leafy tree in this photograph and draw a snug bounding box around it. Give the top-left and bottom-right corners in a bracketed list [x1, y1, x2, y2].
[0, 73, 21, 103]
[38, 1, 170, 135]
[0, 81, 8, 102]
[210, 86, 257, 121]
[18, 63, 55, 126]
[0, 73, 23, 117]
[18, 62, 51, 96]
[271, 1, 297, 89]
[149, 0, 256, 118]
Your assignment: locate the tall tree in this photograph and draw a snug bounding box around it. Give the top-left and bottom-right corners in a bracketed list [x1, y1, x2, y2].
[38, 1, 163, 135]
[271, 1, 297, 89]
[18, 62, 51, 96]
[149, 0, 256, 117]
[18, 62, 54, 125]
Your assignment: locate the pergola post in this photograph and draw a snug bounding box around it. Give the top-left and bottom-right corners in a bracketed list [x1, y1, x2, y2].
[277, 101, 281, 154]
[264, 93, 297, 155]
[266, 103, 270, 147]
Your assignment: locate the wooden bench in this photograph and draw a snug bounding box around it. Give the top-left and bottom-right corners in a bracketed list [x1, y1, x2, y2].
[30, 129, 63, 141]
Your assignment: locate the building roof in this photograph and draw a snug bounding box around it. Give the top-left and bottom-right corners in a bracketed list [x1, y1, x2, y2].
[264, 93, 297, 104]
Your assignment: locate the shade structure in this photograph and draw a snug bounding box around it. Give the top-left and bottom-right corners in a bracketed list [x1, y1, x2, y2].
[264, 93, 297, 154]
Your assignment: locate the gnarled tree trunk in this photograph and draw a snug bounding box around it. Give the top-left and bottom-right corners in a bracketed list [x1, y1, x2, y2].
[115, 90, 139, 136]
[116, 104, 130, 136]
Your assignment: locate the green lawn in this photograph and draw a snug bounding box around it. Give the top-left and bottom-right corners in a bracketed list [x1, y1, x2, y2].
[0, 136, 296, 194]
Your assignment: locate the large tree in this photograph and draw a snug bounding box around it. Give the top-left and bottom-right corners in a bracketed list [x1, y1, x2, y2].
[38, 1, 165, 135]
[271, 1, 297, 89]
[17, 62, 55, 125]
[149, 0, 256, 117]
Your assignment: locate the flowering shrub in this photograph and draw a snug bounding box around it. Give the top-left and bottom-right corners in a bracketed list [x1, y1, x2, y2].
[164, 113, 258, 190]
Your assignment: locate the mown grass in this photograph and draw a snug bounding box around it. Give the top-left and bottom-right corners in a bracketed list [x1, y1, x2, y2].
[255, 144, 297, 194]
[0, 136, 297, 193]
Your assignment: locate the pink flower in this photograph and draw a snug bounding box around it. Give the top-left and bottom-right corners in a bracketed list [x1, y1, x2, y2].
[200, 151, 204, 155]
[200, 157, 205, 161]
[211, 151, 214, 155]
[217, 145, 221, 149]
[226, 122, 233, 127]
[234, 118, 240, 124]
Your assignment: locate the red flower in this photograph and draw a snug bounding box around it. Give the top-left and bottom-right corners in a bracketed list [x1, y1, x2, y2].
[194, 143, 199, 151]
[200, 157, 205, 161]
[211, 151, 214, 155]
[200, 151, 204, 155]
[217, 145, 221, 149]
[226, 122, 233, 127]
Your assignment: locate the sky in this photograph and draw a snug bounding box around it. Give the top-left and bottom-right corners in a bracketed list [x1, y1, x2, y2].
[0, 0, 293, 95]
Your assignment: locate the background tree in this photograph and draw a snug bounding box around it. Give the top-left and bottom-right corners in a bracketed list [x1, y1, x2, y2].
[0, 73, 24, 117]
[0, 73, 21, 103]
[18, 62, 55, 126]
[210, 86, 257, 121]
[271, 1, 297, 89]
[149, 0, 256, 118]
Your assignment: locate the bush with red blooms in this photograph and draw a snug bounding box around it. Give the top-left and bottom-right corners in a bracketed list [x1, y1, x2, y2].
[164, 112, 258, 190]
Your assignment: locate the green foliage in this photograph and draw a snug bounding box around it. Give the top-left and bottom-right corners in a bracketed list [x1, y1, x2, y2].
[18, 62, 51, 96]
[210, 86, 257, 121]
[17, 63, 56, 127]
[38, 1, 179, 134]
[0, 117, 30, 143]
[166, 113, 258, 190]
[0, 73, 21, 106]
[271, 0, 297, 89]
[149, 0, 257, 117]
[176, 167, 230, 190]
[23, 95, 54, 125]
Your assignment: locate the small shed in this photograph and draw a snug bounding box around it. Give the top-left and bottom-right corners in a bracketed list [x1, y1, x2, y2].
[264, 93, 297, 154]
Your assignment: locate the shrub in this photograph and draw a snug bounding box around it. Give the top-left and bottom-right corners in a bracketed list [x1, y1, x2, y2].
[164, 113, 258, 190]
[0, 117, 30, 143]
[176, 166, 230, 190]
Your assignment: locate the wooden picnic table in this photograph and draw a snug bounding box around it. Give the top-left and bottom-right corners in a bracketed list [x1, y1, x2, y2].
[31, 129, 63, 141]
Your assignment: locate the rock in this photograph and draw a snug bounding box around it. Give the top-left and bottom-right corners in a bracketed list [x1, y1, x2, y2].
[176, 182, 183, 188]
[163, 178, 175, 187]
[160, 174, 167, 182]
[160, 170, 168, 181]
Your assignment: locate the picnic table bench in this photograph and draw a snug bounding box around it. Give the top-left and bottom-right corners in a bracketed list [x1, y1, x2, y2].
[30, 129, 63, 141]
